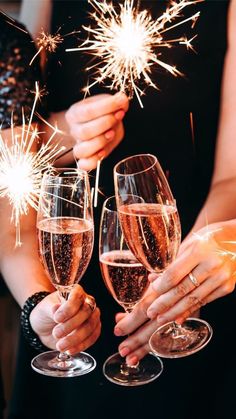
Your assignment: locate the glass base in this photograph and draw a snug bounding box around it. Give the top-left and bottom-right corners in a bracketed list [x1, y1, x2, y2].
[31, 350, 96, 377]
[103, 352, 163, 386]
[149, 317, 213, 359]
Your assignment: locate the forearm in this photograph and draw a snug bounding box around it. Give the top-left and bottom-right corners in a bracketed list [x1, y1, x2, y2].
[0, 243, 54, 308]
[191, 1, 236, 234]
[191, 177, 236, 233]
[0, 208, 54, 308]
[20, 0, 52, 38]
[42, 111, 76, 166]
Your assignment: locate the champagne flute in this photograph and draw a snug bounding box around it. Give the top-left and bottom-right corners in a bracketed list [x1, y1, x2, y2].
[31, 167, 96, 377]
[114, 154, 213, 358]
[99, 196, 163, 386]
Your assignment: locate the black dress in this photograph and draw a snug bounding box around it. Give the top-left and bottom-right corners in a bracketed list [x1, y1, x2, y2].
[0, 11, 42, 417]
[8, 2, 236, 419]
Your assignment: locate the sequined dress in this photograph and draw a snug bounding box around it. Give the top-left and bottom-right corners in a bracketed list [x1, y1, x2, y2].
[0, 13, 41, 129]
[0, 12, 41, 417]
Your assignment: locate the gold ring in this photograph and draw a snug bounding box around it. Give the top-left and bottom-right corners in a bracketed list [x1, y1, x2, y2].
[188, 271, 200, 288]
[85, 295, 96, 312]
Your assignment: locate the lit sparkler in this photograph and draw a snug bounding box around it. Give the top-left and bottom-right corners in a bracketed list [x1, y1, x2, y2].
[66, 0, 202, 107]
[29, 28, 80, 66]
[0, 82, 65, 246]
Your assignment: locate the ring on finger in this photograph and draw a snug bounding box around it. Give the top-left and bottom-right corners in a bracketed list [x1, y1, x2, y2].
[85, 295, 96, 312]
[188, 271, 200, 288]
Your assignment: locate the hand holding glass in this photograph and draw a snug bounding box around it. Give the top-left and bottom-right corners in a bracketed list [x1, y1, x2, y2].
[32, 167, 95, 377]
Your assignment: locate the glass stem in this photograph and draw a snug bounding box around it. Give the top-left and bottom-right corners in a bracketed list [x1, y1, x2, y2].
[57, 285, 73, 301]
[120, 306, 140, 374]
[55, 286, 74, 368]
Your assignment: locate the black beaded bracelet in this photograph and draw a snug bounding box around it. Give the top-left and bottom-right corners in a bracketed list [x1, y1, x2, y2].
[21, 291, 51, 352]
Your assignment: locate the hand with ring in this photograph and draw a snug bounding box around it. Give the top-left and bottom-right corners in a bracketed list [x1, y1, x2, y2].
[114, 220, 236, 364]
[147, 219, 236, 324]
[31, 284, 101, 355]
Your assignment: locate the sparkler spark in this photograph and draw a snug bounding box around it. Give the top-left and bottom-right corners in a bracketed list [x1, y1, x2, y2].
[194, 230, 236, 262]
[66, 0, 202, 107]
[216, 241, 236, 261]
[193, 228, 222, 243]
[0, 83, 65, 246]
[30, 30, 64, 66]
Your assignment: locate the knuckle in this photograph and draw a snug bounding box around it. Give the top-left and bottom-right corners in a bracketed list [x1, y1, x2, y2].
[140, 303, 149, 318]
[130, 335, 141, 348]
[187, 294, 203, 310]
[103, 114, 116, 131]
[139, 298, 151, 316]
[207, 256, 223, 271]
[70, 125, 83, 141]
[163, 269, 178, 290]
[76, 125, 89, 141]
[213, 254, 224, 269]
[217, 269, 230, 284]
[155, 296, 169, 313]
[78, 103, 91, 121]
[174, 282, 189, 297]
[191, 238, 202, 254]
[221, 281, 235, 295]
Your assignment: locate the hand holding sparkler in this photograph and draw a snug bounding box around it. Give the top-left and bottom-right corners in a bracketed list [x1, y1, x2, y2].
[65, 92, 129, 171]
[67, 0, 202, 108]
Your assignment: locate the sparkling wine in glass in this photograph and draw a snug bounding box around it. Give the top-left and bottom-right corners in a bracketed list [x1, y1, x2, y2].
[114, 154, 213, 358]
[99, 196, 163, 386]
[31, 167, 96, 377]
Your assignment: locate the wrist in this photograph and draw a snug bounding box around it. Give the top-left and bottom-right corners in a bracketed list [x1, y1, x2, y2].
[21, 291, 51, 352]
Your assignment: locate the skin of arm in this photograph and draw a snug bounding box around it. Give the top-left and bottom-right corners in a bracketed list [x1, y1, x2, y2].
[20, 0, 52, 38]
[114, 0, 236, 364]
[189, 0, 236, 231]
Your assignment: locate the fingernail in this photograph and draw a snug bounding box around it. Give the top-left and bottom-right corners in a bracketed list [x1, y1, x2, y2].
[119, 347, 130, 357]
[127, 356, 138, 366]
[104, 129, 115, 139]
[114, 327, 123, 336]
[114, 92, 127, 104]
[114, 110, 125, 120]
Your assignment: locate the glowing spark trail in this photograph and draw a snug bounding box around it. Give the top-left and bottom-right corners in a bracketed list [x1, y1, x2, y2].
[66, 0, 202, 107]
[0, 83, 65, 246]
